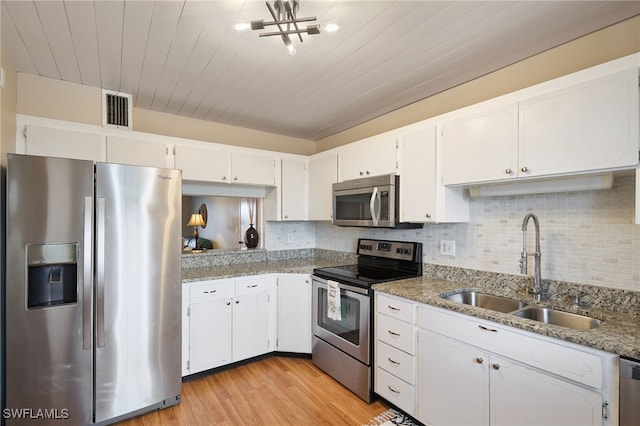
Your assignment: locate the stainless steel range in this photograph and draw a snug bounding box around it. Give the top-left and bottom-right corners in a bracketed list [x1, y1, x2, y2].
[311, 238, 422, 402]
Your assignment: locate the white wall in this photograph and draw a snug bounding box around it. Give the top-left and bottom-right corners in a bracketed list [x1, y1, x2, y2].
[310, 175, 639, 292]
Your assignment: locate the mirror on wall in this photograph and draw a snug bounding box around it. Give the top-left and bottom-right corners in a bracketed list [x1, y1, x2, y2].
[182, 196, 260, 250]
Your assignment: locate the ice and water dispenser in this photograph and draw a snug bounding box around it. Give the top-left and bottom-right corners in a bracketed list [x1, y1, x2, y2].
[27, 243, 78, 308]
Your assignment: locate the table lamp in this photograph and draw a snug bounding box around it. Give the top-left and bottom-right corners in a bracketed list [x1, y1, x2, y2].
[186, 213, 206, 252]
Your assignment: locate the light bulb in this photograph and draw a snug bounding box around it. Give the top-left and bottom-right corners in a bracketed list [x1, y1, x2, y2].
[233, 22, 251, 31]
[324, 23, 340, 33]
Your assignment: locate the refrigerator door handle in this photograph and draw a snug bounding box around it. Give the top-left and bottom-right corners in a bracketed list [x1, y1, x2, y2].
[96, 197, 106, 348]
[83, 196, 93, 350]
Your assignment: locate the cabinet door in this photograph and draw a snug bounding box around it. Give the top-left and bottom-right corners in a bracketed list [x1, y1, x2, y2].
[308, 152, 338, 220]
[24, 124, 103, 161]
[174, 144, 230, 182]
[441, 103, 518, 185]
[417, 330, 489, 426]
[277, 275, 311, 353]
[339, 134, 398, 181]
[106, 136, 169, 168]
[189, 298, 232, 373]
[281, 158, 308, 220]
[233, 292, 271, 361]
[400, 126, 437, 222]
[231, 152, 276, 186]
[519, 67, 639, 178]
[490, 355, 603, 426]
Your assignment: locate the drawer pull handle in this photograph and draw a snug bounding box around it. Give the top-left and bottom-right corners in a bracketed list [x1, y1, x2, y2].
[388, 330, 400, 336]
[476, 357, 484, 364]
[387, 385, 400, 394]
[248, 284, 258, 288]
[478, 325, 498, 333]
[387, 305, 400, 311]
[492, 363, 501, 370]
[203, 290, 216, 294]
[388, 357, 400, 365]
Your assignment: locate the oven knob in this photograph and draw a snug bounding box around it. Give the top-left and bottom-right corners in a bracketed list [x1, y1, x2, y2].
[395, 248, 402, 254]
[404, 249, 411, 255]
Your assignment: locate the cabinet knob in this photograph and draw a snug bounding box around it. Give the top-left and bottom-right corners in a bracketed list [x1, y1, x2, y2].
[366, 171, 370, 175]
[235, 300, 239, 304]
[359, 171, 364, 176]
[284, 215, 288, 219]
[222, 176, 227, 181]
[426, 213, 432, 219]
[476, 357, 484, 364]
[521, 166, 529, 173]
[226, 301, 231, 306]
[233, 176, 238, 181]
[505, 168, 513, 175]
[492, 363, 500, 370]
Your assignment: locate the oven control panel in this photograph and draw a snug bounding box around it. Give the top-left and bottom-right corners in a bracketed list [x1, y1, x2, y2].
[357, 239, 421, 262]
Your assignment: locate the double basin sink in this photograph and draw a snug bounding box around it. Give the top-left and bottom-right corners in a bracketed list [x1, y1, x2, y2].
[441, 291, 601, 330]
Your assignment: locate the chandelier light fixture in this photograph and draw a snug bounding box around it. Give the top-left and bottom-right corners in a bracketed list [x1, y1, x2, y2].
[247, 0, 328, 55]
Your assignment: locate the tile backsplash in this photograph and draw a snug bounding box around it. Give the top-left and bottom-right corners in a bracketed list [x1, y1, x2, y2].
[267, 174, 639, 292]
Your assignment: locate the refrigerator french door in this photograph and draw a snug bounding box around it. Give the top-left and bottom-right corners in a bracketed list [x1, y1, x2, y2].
[5, 154, 182, 425]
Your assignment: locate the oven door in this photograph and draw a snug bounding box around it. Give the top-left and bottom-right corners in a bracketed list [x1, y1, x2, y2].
[312, 276, 370, 364]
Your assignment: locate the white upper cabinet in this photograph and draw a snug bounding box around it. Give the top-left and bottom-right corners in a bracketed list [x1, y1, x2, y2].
[440, 104, 519, 186]
[174, 144, 230, 183]
[441, 66, 640, 186]
[24, 124, 104, 162]
[338, 133, 398, 181]
[281, 157, 308, 220]
[230, 152, 276, 186]
[400, 126, 437, 222]
[106, 136, 169, 168]
[308, 151, 338, 221]
[519, 67, 639, 178]
[400, 126, 469, 223]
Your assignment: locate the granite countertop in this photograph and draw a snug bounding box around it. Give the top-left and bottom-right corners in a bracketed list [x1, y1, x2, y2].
[373, 275, 640, 360]
[182, 257, 344, 283]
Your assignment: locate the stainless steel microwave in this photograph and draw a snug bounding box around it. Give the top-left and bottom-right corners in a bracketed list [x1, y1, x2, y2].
[332, 174, 422, 228]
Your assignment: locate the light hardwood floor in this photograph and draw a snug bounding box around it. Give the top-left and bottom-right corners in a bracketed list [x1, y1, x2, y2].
[117, 356, 390, 425]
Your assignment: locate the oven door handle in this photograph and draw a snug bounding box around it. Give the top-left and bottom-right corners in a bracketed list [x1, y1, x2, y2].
[313, 277, 370, 295]
[370, 187, 380, 226]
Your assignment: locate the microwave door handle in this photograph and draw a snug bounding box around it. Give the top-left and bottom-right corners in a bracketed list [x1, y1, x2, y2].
[370, 187, 380, 226]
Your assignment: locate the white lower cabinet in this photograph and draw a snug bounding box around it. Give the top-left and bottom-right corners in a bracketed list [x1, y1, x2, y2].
[183, 275, 276, 376]
[276, 274, 312, 353]
[374, 293, 417, 416]
[416, 304, 618, 426]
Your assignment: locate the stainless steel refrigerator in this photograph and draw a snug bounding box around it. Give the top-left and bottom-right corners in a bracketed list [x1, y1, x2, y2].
[5, 154, 182, 425]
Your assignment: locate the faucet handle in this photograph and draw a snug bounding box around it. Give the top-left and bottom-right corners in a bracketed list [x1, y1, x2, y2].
[519, 253, 528, 274]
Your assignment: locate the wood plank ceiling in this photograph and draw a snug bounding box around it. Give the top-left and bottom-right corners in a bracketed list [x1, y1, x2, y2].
[2, 1, 639, 141]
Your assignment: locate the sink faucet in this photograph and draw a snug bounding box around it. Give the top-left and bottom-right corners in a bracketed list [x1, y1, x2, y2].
[520, 213, 543, 302]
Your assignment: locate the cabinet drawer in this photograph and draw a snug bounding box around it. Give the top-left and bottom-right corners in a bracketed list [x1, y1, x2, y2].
[376, 340, 415, 385]
[418, 304, 608, 389]
[189, 280, 234, 303]
[376, 293, 415, 323]
[377, 314, 416, 355]
[235, 277, 272, 296]
[375, 367, 415, 416]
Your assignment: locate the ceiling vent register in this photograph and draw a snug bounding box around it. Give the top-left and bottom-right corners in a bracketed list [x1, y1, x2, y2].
[102, 89, 132, 130]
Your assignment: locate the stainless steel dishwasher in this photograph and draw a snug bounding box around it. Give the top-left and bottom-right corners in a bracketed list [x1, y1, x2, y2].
[620, 358, 640, 425]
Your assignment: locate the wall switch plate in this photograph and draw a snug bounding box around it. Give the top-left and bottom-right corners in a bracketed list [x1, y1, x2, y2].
[287, 233, 294, 243]
[440, 240, 455, 256]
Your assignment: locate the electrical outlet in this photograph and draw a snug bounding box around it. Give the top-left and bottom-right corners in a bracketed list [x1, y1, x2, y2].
[287, 233, 294, 243]
[440, 240, 455, 256]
